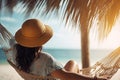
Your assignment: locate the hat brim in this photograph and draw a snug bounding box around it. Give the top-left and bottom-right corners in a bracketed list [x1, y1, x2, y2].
[15, 25, 53, 47]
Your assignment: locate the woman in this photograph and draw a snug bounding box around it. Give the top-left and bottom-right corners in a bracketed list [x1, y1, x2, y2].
[0, 19, 107, 80]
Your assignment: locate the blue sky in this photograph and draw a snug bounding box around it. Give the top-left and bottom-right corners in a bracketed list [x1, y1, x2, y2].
[1, 3, 120, 49]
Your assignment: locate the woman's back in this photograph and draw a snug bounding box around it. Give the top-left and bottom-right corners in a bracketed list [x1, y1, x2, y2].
[29, 52, 62, 77]
[8, 45, 62, 80]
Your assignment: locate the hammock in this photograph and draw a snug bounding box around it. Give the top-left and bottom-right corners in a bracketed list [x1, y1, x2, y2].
[0, 23, 120, 79]
[0, 24, 13, 49]
[79, 47, 120, 79]
[7, 48, 120, 80]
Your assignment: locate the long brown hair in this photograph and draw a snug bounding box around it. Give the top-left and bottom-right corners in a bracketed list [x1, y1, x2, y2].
[15, 44, 42, 72]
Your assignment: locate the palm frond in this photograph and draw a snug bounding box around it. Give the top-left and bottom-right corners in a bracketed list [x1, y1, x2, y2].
[96, 0, 120, 40]
[1, 0, 120, 39]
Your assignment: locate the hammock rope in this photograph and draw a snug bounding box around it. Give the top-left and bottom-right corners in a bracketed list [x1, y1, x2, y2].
[80, 47, 120, 79]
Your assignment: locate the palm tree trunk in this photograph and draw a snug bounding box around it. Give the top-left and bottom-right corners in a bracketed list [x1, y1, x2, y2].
[80, 25, 90, 68]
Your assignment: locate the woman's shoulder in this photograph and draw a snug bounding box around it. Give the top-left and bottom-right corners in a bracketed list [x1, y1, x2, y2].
[37, 52, 55, 62]
[40, 52, 54, 59]
[40, 52, 60, 64]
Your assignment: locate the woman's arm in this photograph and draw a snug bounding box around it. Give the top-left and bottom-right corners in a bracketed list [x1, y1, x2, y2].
[51, 69, 107, 80]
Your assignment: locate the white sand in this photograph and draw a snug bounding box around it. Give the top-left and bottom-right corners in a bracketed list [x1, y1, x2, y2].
[0, 64, 24, 80]
[110, 69, 120, 80]
[0, 64, 120, 80]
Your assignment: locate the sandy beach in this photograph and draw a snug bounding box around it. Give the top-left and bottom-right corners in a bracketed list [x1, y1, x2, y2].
[0, 64, 24, 80]
[0, 64, 120, 80]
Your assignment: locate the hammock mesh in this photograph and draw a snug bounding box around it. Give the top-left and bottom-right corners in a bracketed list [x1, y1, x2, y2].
[80, 47, 120, 79]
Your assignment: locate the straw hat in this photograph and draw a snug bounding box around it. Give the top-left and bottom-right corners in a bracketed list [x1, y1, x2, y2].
[15, 19, 53, 47]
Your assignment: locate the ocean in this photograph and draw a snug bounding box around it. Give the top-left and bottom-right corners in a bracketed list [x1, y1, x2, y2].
[0, 48, 112, 67]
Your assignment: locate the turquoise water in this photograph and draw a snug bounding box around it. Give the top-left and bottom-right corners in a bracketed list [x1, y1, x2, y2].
[0, 48, 112, 67]
[0, 49, 7, 64]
